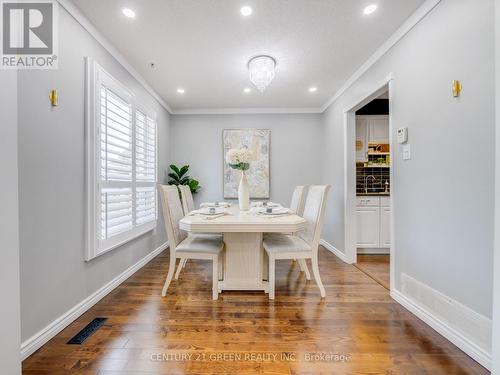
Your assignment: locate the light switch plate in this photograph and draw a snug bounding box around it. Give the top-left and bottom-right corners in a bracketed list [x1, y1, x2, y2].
[403, 144, 411, 160]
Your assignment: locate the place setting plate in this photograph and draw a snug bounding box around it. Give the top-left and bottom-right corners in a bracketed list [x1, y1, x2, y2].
[250, 207, 291, 216]
[190, 207, 227, 216]
[200, 201, 231, 208]
[250, 201, 281, 208]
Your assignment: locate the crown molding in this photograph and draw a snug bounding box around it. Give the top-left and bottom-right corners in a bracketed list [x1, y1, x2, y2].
[58, 0, 441, 116]
[320, 0, 442, 112]
[170, 107, 324, 115]
[56, 0, 173, 114]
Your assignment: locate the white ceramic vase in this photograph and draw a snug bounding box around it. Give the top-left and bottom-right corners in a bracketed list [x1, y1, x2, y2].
[238, 171, 250, 211]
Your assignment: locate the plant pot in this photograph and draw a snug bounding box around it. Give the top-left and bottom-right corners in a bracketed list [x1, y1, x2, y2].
[238, 171, 250, 211]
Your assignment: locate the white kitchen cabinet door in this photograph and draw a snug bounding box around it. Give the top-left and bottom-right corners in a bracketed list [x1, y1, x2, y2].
[380, 207, 391, 247]
[356, 207, 380, 248]
[356, 117, 368, 162]
[368, 116, 389, 143]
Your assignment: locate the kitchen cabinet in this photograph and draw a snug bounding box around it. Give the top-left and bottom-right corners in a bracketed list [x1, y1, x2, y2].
[356, 118, 369, 162]
[356, 196, 391, 249]
[356, 206, 380, 247]
[356, 116, 389, 162]
[369, 116, 389, 143]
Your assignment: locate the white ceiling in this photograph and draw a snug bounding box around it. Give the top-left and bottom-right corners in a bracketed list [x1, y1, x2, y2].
[70, 0, 426, 112]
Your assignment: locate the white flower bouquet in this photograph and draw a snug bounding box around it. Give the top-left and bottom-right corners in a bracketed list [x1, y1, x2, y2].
[226, 148, 253, 171]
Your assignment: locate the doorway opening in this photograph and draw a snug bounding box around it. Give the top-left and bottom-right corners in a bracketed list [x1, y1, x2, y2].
[343, 76, 395, 292]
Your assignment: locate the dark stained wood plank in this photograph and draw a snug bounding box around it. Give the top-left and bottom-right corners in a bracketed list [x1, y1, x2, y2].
[22, 247, 488, 375]
[355, 254, 390, 289]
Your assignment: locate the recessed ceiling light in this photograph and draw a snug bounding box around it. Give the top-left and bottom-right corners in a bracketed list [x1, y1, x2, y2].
[122, 8, 136, 18]
[308, 87, 318, 93]
[243, 88, 251, 93]
[363, 4, 377, 15]
[177, 88, 185, 94]
[240, 6, 253, 17]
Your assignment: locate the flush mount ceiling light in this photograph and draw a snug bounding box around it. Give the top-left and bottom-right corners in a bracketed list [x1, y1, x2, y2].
[308, 87, 318, 93]
[243, 88, 251, 93]
[363, 4, 377, 15]
[122, 8, 136, 18]
[240, 6, 253, 16]
[248, 55, 276, 92]
[177, 88, 185, 94]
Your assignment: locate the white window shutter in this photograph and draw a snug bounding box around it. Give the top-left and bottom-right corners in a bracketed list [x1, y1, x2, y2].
[86, 60, 158, 260]
[135, 110, 157, 225]
[99, 86, 134, 242]
[100, 88, 133, 181]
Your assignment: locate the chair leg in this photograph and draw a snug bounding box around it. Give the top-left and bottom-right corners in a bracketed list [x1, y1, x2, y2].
[212, 256, 219, 300]
[298, 259, 311, 280]
[311, 255, 326, 298]
[174, 258, 184, 280]
[269, 255, 275, 300]
[182, 258, 188, 268]
[162, 251, 176, 297]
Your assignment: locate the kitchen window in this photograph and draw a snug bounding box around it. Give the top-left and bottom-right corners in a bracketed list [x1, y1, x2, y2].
[85, 58, 157, 260]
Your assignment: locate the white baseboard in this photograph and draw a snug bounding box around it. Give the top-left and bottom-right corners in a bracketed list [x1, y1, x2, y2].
[320, 239, 349, 263]
[391, 286, 491, 370]
[357, 248, 390, 255]
[20, 242, 168, 361]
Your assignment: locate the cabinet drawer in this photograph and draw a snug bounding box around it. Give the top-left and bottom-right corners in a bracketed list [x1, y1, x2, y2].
[356, 197, 380, 207]
[356, 207, 380, 247]
[380, 197, 391, 207]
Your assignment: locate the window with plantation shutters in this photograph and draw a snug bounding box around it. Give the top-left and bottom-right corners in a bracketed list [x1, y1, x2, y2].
[134, 110, 157, 226]
[86, 59, 158, 260]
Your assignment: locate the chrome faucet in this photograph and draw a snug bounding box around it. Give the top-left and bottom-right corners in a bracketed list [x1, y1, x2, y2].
[364, 175, 376, 194]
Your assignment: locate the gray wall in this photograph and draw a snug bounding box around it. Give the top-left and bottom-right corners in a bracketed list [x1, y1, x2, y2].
[322, 0, 494, 318]
[18, 7, 170, 342]
[170, 114, 323, 206]
[0, 70, 22, 374]
[492, 0, 500, 371]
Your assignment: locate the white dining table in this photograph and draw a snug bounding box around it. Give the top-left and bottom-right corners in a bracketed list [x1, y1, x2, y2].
[179, 206, 307, 293]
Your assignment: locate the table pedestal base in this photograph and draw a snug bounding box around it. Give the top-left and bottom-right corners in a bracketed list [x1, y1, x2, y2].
[219, 232, 269, 292]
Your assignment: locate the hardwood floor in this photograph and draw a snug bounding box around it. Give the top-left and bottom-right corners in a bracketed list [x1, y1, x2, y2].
[354, 254, 390, 290]
[22, 247, 488, 375]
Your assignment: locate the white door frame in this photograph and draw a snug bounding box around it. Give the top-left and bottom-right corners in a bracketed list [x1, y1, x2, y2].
[492, 0, 500, 371]
[343, 73, 395, 292]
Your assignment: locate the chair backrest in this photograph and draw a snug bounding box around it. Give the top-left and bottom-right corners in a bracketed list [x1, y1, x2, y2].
[290, 186, 306, 216]
[299, 185, 331, 252]
[159, 185, 187, 249]
[179, 185, 195, 215]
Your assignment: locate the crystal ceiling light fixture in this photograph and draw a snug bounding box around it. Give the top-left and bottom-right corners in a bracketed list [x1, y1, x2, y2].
[248, 55, 277, 92]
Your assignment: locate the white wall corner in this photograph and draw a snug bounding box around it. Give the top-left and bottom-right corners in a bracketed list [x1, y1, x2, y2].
[320, 239, 350, 264]
[55, 0, 172, 114]
[20, 242, 168, 361]
[320, 0, 442, 112]
[392, 274, 492, 370]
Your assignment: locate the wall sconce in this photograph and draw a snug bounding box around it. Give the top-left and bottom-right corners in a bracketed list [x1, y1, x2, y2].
[49, 89, 58, 106]
[452, 80, 462, 98]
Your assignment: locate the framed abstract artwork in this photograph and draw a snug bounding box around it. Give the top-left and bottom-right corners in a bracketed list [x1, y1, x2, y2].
[223, 129, 270, 199]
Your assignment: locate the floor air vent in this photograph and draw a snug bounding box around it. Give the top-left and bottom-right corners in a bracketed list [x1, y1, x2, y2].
[67, 317, 107, 345]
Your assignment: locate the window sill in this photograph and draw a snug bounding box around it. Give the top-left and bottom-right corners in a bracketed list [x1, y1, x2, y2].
[86, 221, 157, 261]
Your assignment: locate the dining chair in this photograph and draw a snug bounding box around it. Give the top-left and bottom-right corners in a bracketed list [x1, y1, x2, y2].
[290, 185, 306, 215]
[159, 185, 224, 300]
[179, 185, 195, 215]
[176, 185, 195, 275]
[263, 185, 331, 299]
[266, 185, 310, 279]
[175, 185, 223, 279]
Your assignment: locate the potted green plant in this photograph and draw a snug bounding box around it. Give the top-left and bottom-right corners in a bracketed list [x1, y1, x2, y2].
[167, 164, 200, 194]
